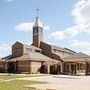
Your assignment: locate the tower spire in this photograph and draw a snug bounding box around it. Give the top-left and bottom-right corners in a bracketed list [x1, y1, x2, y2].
[36, 9, 40, 17]
[32, 9, 43, 47]
[33, 9, 43, 28]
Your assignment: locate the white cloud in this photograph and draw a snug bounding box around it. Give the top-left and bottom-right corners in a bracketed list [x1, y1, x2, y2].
[50, 0, 90, 40]
[6, 0, 13, 2]
[0, 44, 11, 57]
[71, 0, 90, 33]
[71, 0, 90, 25]
[15, 22, 34, 32]
[15, 22, 50, 32]
[49, 26, 79, 40]
[68, 40, 90, 55]
[44, 25, 50, 30]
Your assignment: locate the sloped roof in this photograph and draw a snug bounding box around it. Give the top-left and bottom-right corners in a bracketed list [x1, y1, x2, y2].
[64, 48, 76, 53]
[52, 45, 76, 54]
[62, 52, 90, 62]
[2, 55, 12, 60]
[12, 41, 41, 51]
[63, 52, 88, 59]
[24, 45, 41, 51]
[20, 52, 51, 60]
[0, 59, 6, 62]
[9, 52, 59, 64]
[41, 42, 76, 54]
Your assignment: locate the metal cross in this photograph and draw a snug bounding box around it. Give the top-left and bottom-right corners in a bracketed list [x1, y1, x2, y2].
[36, 9, 40, 16]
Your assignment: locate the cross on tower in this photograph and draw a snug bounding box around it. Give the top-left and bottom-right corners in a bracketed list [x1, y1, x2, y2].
[36, 9, 40, 17]
[33, 9, 43, 47]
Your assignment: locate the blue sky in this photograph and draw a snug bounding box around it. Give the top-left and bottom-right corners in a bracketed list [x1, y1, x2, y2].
[0, 0, 90, 57]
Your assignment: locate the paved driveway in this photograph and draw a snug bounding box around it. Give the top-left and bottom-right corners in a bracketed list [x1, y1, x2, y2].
[18, 75, 90, 90]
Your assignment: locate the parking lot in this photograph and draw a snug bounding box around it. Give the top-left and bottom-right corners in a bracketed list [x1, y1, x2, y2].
[19, 75, 90, 90]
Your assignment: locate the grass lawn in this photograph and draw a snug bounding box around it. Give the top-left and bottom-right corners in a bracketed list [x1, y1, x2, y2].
[0, 74, 21, 80]
[0, 74, 47, 80]
[0, 80, 45, 90]
[0, 74, 46, 90]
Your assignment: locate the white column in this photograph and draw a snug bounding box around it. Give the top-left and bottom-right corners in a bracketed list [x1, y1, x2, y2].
[47, 65, 50, 74]
[69, 64, 71, 74]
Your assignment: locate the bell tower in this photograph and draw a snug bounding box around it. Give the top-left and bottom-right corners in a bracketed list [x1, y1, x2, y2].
[32, 9, 43, 47]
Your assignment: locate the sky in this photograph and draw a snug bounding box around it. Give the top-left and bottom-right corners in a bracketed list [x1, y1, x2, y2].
[0, 0, 90, 57]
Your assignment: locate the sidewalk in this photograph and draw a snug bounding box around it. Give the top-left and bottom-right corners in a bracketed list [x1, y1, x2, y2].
[24, 84, 90, 90]
[18, 75, 90, 90]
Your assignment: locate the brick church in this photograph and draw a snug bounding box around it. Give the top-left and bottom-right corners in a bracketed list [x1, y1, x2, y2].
[0, 14, 90, 75]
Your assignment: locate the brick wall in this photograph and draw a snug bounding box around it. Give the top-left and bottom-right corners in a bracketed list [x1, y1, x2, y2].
[17, 60, 30, 73]
[30, 61, 41, 73]
[0, 61, 5, 73]
[12, 42, 24, 58]
[17, 60, 42, 73]
[40, 42, 61, 61]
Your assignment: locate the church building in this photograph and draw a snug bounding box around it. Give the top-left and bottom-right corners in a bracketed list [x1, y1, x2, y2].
[0, 13, 90, 75]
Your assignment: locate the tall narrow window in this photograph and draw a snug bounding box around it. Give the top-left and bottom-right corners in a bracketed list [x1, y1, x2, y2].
[33, 28, 37, 35]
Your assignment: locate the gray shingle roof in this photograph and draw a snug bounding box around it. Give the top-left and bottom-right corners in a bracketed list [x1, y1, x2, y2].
[62, 52, 90, 62]
[52, 45, 76, 54]
[0, 59, 6, 62]
[9, 52, 59, 64]
[24, 45, 41, 51]
[21, 52, 51, 60]
[63, 52, 88, 59]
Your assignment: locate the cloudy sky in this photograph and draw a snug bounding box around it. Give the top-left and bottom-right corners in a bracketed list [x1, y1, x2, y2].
[0, 0, 90, 57]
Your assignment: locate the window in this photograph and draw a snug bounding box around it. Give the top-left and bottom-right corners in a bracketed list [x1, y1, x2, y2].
[33, 28, 38, 35]
[33, 27, 43, 35]
[35, 50, 40, 53]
